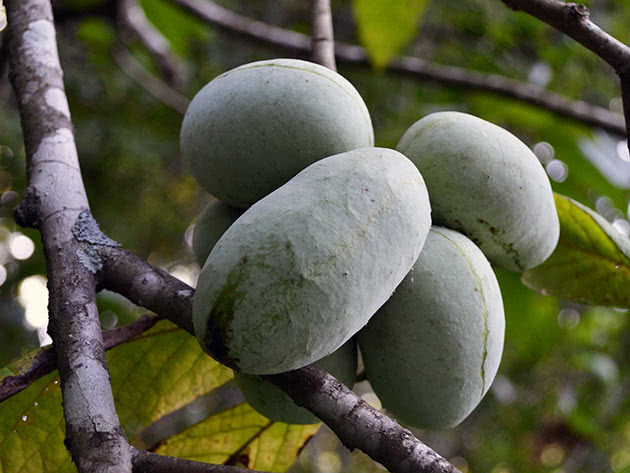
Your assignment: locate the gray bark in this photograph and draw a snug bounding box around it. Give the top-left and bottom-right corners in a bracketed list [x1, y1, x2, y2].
[6, 0, 132, 471]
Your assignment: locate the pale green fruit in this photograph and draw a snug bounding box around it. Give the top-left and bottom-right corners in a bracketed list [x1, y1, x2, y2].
[192, 200, 244, 267]
[397, 111, 559, 271]
[235, 339, 357, 425]
[193, 147, 431, 374]
[180, 58, 374, 207]
[358, 226, 505, 430]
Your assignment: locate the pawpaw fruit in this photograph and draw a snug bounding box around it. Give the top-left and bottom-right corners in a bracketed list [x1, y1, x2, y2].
[180, 58, 374, 207]
[397, 111, 559, 271]
[358, 226, 505, 429]
[193, 147, 431, 374]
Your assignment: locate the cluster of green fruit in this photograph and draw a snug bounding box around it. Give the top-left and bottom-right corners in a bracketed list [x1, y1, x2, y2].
[181, 58, 560, 429]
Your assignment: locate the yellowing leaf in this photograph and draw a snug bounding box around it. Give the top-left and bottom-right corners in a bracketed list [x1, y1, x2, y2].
[521, 194, 630, 307]
[107, 321, 233, 443]
[352, 0, 430, 68]
[0, 321, 314, 472]
[0, 374, 74, 473]
[155, 403, 318, 472]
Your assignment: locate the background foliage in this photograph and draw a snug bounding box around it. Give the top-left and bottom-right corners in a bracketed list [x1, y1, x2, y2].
[1, 1, 630, 472]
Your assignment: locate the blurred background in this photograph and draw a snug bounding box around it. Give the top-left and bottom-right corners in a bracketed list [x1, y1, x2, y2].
[1, 0, 630, 472]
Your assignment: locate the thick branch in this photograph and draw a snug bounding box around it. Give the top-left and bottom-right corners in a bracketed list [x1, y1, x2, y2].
[99, 246, 195, 334]
[132, 449, 267, 473]
[6, 1, 131, 471]
[0, 314, 159, 403]
[117, 0, 186, 88]
[311, 0, 336, 70]
[169, 0, 625, 136]
[266, 366, 459, 473]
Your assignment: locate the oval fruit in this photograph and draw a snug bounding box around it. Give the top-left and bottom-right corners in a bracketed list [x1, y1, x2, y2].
[397, 111, 559, 271]
[180, 58, 374, 207]
[358, 226, 505, 429]
[235, 339, 357, 424]
[193, 147, 431, 374]
[192, 200, 244, 267]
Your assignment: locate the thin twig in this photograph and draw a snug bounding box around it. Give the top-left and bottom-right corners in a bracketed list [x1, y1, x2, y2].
[117, 0, 186, 88]
[311, 0, 336, 70]
[169, 0, 625, 136]
[501, 0, 630, 74]
[501, 0, 630, 154]
[131, 449, 267, 473]
[112, 43, 190, 115]
[0, 314, 160, 403]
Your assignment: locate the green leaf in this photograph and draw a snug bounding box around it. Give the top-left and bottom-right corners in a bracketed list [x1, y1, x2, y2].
[352, 0, 429, 68]
[0, 321, 235, 471]
[0, 374, 72, 473]
[108, 321, 233, 443]
[521, 194, 630, 307]
[0, 321, 315, 471]
[155, 403, 318, 472]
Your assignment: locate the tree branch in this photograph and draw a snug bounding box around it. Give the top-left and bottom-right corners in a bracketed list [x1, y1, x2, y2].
[169, 0, 625, 136]
[98, 246, 195, 334]
[6, 0, 132, 471]
[501, 0, 630, 74]
[500, 0, 630, 155]
[117, 0, 186, 88]
[311, 0, 336, 70]
[0, 314, 160, 403]
[266, 366, 458, 473]
[131, 448, 267, 473]
[112, 42, 190, 115]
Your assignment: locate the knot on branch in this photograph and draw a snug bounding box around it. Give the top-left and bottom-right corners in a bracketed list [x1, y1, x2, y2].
[14, 186, 42, 228]
[566, 3, 590, 21]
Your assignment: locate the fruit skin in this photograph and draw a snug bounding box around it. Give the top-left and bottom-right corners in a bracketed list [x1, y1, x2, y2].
[396, 111, 559, 271]
[358, 226, 505, 430]
[235, 339, 357, 425]
[192, 200, 244, 267]
[180, 58, 374, 207]
[193, 147, 431, 375]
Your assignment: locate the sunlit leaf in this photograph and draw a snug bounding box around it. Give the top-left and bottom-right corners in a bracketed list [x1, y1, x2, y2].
[0, 321, 235, 471]
[522, 194, 630, 307]
[0, 374, 71, 473]
[155, 403, 318, 472]
[108, 321, 233, 443]
[352, 0, 429, 68]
